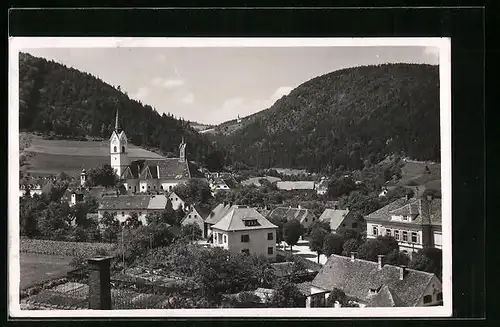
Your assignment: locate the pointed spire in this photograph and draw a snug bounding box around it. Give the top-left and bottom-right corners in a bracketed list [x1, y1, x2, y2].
[114, 108, 120, 131]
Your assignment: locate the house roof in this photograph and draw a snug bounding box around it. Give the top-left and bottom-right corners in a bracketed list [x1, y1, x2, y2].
[87, 186, 106, 198]
[241, 176, 281, 187]
[311, 255, 435, 306]
[192, 205, 211, 219]
[147, 194, 168, 210]
[98, 195, 152, 211]
[205, 203, 234, 225]
[276, 181, 315, 190]
[121, 158, 204, 180]
[319, 209, 350, 230]
[366, 285, 406, 307]
[268, 207, 316, 223]
[211, 207, 278, 232]
[365, 197, 442, 226]
[296, 281, 313, 296]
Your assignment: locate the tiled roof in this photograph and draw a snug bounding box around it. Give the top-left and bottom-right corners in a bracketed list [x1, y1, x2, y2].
[98, 195, 151, 211]
[311, 255, 435, 306]
[277, 181, 315, 190]
[365, 197, 442, 226]
[268, 207, 317, 223]
[366, 285, 405, 307]
[193, 205, 211, 219]
[205, 203, 234, 225]
[211, 207, 278, 232]
[121, 158, 201, 180]
[296, 281, 313, 296]
[319, 209, 350, 230]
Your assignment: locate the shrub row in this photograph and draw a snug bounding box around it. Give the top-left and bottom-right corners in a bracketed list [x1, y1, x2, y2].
[20, 238, 118, 257]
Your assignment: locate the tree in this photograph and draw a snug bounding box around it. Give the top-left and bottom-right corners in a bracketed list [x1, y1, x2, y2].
[376, 235, 399, 253]
[101, 211, 120, 242]
[357, 238, 390, 262]
[322, 233, 344, 257]
[283, 219, 303, 252]
[86, 164, 117, 187]
[326, 288, 347, 307]
[409, 247, 442, 279]
[125, 212, 142, 228]
[269, 278, 305, 308]
[306, 220, 331, 236]
[172, 179, 213, 206]
[181, 223, 202, 242]
[309, 227, 328, 263]
[341, 239, 360, 257]
[268, 215, 288, 244]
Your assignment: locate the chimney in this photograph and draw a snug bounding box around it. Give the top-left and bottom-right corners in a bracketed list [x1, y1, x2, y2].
[399, 265, 407, 280]
[87, 256, 112, 310]
[377, 255, 385, 270]
[350, 252, 357, 262]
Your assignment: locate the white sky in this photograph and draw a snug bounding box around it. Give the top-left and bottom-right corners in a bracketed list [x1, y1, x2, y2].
[25, 46, 439, 125]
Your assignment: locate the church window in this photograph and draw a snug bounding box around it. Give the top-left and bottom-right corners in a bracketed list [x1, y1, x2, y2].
[160, 185, 163, 190]
[114, 146, 117, 152]
[122, 146, 125, 153]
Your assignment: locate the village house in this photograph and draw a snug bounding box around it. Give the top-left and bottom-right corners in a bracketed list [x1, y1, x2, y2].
[306, 254, 443, 308]
[203, 202, 234, 239]
[97, 194, 169, 225]
[181, 205, 211, 238]
[208, 177, 230, 195]
[318, 208, 364, 234]
[316, 177, 329, 195]
[276, 181, 316, 191]
[364, 194, 442, 256]
[210, 205, 278, 259]
[167, 191, 186, 211]
[61, 188, 86, 207]
[267, 205, 318, 229]
[108, 109, 205, 194]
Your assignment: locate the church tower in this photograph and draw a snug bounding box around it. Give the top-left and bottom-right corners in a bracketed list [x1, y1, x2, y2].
[179, 137, 187, 162]
[110, 109, 130, 178]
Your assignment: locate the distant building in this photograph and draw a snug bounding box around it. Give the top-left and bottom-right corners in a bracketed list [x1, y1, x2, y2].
[364, 195, 442, 256]
[211, 205, 278, 259]
[307, 254, 443, 308]
[276, 181, 315, 191]
[267, 205, 318, 229]
[209, 177, 230, 194]
[181, 205, 211, 238]
[204, 202, 234, 239]
[316, 178, 329, 195]
[109, 109, 205, 193]
[61, 188, 86, 207]
[318, 208, 363, 233]
[97, 194, 169, 225]
[167, 191, 186, 211]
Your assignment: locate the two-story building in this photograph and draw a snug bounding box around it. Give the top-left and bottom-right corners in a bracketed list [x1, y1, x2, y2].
[211, 205, 278, 259]
[97, 194, 169, 225]
[307, 253, 443, 307]
[364, 195, 442, 256]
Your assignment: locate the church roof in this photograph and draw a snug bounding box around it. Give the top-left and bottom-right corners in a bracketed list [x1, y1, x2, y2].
[121, 158, 203, 180]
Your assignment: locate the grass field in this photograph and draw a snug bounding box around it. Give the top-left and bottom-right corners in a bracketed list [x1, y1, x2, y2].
[397, 160, 441, 189]
[21, 134, 164, 177]
[19, 253, 73, 290]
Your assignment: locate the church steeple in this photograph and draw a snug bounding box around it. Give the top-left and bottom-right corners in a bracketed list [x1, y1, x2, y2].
[179, 137, 186, 162]
[114, 108, 120, 132]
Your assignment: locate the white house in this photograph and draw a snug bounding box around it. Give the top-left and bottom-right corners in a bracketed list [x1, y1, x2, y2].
[211, 205, 278, 259]
[181, 205, 211, 238]
[97, 194, 169, 225]
[307, 254, 443, 308]
[364, 195, 442, 256]
[167, 191, 186, 211]
[318, 208, 364, 233]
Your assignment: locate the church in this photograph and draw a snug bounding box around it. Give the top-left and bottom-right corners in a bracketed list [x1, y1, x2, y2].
[109, 109, 204, 194]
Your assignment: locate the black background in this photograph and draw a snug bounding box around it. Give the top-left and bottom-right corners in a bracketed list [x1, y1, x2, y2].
[7, 5, 488, 324]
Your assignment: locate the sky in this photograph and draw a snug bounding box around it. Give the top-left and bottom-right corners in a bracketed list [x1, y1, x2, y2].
[24, 46, 439, 125]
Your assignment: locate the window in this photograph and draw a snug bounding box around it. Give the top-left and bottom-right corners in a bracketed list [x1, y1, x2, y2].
[386, 228, 391, 236]
[154, 185, 156, 189]
[218, 233, 223, 244]
[402, 216, 409, 221]
[372, 226, 378, 236]
[241, 234, 250, 243]
[142, 186, 145, 189]
[268, 247, 274, 255]
[139, 212, 142, 216]
[223, 235, 227, 243]
[436, 292, 443, 301]
[128, 186, 131, 189]
[243, 219, 260, 227]
[160, 185, 163, 190]
[313, 218, 316, 221]
[352, 222, 358, 229]
[114, 146, 117, 152]
[305, 218, 308, 222]
[423, 295, 432, 304]
[267, 232, 274, 240]
[121, 146, 125, 153]
[241, 249, 250, 255]
[122, 212, 125, 216]
[411, 232, 418, 243]
[394, 230, 400, 240]
[402, 231, 409, 242]
[169, 186, 172, 191]
[148, 186, 151, 189]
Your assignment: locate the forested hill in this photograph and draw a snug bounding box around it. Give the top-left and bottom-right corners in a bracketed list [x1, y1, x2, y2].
[19, 52, 224, 169]
[213, 63, 440, 173]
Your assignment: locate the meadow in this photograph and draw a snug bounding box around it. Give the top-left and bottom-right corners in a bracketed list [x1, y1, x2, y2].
[20, 134, 164, 177]
[19, 253, 74, 289]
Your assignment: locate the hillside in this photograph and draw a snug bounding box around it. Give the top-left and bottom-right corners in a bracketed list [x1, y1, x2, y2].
[19, 53, 224, 170]
[212, 63, 440, 173]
